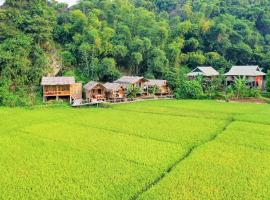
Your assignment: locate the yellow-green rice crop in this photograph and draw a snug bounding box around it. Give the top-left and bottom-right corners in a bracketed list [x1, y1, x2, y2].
[0, 100, 269, 199]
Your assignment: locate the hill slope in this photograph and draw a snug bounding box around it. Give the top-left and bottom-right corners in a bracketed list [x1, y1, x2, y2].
[1, 0, 270, 105]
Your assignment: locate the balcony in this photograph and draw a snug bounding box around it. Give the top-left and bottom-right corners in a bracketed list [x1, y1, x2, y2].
[44, 91, 71, 96]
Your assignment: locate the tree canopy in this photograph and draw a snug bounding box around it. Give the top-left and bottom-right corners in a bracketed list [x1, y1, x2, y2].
[1, 0, 270, 105]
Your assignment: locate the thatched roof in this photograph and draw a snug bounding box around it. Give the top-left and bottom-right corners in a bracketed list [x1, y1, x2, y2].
[225, 66, 265, 76]
[41, 77, 75, 86]
[187, 67, 219, 77]
[84, 81, 105, 91]
[103, 83, 123, 91]
[114, 76, 148, 84]
[146, 79, 167, 87]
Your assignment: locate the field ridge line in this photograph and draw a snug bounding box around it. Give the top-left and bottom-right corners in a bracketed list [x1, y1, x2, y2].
[75, 122, 182, 145]
[129, 118, 234, 200]
[113, 108, 230, 120]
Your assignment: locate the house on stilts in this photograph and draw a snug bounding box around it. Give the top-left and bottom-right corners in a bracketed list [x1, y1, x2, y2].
[41, 76, 82, 103]
[225, 66, 266, 89]
[187, 66, 220, 80]
[145, 79, 171, 95]
[84, 81, 107, 102]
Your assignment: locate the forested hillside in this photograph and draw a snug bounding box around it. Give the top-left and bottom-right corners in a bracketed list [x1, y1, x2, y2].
[1, 0, 270, 105]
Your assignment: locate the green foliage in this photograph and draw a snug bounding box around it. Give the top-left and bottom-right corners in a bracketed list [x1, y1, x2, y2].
[1, 0, 270, 106]
[204, 75, 226, 98]
[248, 88, 261, 98]
[233, 76, 248, 98]
[126, 85, 142, 98]
[0, 0, 55, 106]
[98, 58, 121, 82]
[148, 85, 159, 95]
[266, 71, 270, 92]
[187, 52, 206, 68]
[175, 79, 204, 99]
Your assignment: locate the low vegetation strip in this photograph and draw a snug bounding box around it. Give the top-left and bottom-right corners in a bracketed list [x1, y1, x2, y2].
[0, 100, 270, 199]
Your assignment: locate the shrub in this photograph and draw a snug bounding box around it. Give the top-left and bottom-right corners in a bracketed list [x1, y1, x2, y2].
[266, 71, 270, 92]
[203, 75, 226, 98]
[148, 85, 159, 95]
[127, 85, 142, 98]
[175, 79, 203, 99]
[233, 77, 248, 98]
[248, 88, 261, 98]
[262, 91, 270, 98]
[0, 79, 35, 107]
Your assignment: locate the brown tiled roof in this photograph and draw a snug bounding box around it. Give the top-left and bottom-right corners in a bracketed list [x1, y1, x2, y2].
[41, 77, 75, 86]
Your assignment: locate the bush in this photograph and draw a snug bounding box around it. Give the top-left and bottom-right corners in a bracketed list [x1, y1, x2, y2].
[233, 77, 248, 98]
[203, 75, 226, 98]
[175, 80, 204, 99]
[127, 85, 142, 98]
[266, 71, 270, 92]
[0, 80, 35, 107]
[148, 85, 159, 95]
[248, 88, 261, 98]
[262, 91, 270, 98]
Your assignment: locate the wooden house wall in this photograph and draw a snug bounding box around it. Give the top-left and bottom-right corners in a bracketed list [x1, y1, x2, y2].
[86, 85, 106, 100]
[159, 85, 170, 94]
[71, 83, 82, 100]
[43, 85, 70, 96]
[106, 88, 125, 99]
[134, 79, 147, 89]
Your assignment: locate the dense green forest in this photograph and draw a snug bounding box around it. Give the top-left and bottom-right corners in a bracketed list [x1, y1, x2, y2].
[1, 0, 270, 105]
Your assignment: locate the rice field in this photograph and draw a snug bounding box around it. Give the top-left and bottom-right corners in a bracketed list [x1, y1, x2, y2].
[0, 100, 270, 199]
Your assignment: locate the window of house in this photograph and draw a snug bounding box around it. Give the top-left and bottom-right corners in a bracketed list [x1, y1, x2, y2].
[98, 89, 102, 94]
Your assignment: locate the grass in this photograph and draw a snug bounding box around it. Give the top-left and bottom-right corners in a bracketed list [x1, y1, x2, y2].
[0, 100, 270, 199]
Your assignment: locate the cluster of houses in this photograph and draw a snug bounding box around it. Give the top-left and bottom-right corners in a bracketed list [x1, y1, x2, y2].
[41, 76, 171, 103]
[188, 65, 265, 89]
[41, 65, 266, 104]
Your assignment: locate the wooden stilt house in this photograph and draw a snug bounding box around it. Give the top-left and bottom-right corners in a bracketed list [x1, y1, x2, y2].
[114, 76, 149, 96]
[114, 76, 148, 89]
[103, 83, 126, 99]
[84, 81, 106, 101]
[41, 77, 82, 103]
[225, 66, 266, 89]
[187, 66, 219, 80]
[145, 79, 171, 95]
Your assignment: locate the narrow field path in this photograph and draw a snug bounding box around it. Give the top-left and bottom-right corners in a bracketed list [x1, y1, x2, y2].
[112, 107, 230, 120]
[114, 107, 270, 127]
[75, 122, 183, 145]
[129, 118, 235, 200]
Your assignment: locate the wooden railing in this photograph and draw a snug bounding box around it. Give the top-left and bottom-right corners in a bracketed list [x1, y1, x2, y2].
[44, 91, 70, 96]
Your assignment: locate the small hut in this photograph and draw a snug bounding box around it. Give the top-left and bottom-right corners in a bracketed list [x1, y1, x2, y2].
[103, 82, 126, 99]
[41, 76, 82, 103]
[187, 66, 219, 80]
[84, 81, 106, 101]
[146, 79, 171, 95]
[114, 76, 148, 90]
[225, 66, 266, 89]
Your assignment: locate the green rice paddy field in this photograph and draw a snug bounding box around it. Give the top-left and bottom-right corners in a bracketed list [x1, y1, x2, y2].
[1, 100, 270, 200]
